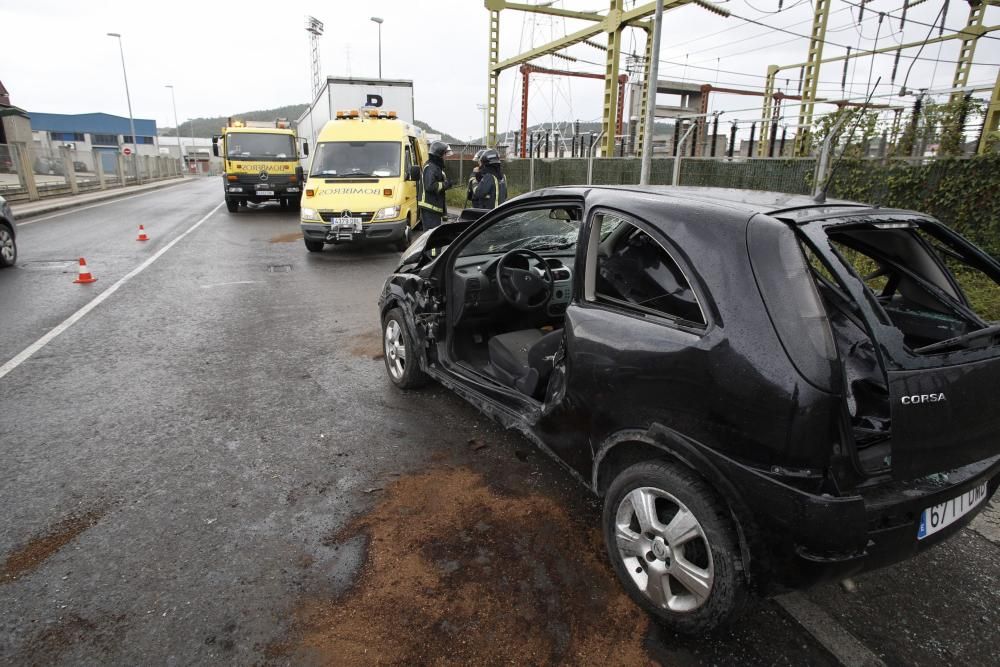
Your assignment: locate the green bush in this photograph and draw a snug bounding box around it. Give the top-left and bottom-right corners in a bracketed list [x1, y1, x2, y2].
[825, 155, 1000, 260]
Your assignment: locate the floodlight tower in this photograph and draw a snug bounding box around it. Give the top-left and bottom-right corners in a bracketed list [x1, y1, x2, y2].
[305, 16, 324, 99]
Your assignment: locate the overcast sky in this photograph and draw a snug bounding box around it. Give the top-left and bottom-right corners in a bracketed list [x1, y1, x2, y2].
[2, 1, 997, 141]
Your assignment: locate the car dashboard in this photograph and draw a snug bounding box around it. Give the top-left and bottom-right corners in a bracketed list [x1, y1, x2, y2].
[453, 253, 574, 320]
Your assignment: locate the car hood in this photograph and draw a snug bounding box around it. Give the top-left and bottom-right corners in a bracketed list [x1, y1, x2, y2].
[398, 219, 475, 271]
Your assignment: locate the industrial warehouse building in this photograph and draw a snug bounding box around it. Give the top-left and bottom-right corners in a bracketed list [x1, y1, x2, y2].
[27, 111, 159, 173]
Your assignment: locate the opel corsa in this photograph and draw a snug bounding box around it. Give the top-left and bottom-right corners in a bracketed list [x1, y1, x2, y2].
[377, 186, 1000, 633]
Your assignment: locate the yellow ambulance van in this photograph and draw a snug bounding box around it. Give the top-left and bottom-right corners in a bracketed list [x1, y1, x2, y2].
[299, 110, 427, 253]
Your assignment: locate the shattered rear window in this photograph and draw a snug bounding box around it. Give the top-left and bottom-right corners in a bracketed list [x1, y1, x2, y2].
[826, 219, 1000, 355]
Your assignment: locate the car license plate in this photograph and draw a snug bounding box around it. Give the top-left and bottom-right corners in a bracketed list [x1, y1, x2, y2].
[917, 482, 989, 540]
[257, 190, 274, 196]
[334, 217, 363, 231]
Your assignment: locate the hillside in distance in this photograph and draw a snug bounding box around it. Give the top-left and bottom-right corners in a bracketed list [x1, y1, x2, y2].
[161, 104, 461, 143]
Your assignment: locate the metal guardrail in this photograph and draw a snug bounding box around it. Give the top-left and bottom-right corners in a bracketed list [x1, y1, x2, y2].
[0, 142, 184, 203]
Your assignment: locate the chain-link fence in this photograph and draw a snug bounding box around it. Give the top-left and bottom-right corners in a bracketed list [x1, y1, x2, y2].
[496, 155, 816, 195]
[0, 142, 184, 203]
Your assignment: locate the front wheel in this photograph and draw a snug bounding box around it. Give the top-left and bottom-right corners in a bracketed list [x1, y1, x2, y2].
[279, 198, 289, 209]
[382, 308, 427, 389]
[225, 197, 239, 213]
[394, 218, 412, 253]
[0, 223, 17, 267]
[603, 460, 748, 634]
[304, 239, 324, 253]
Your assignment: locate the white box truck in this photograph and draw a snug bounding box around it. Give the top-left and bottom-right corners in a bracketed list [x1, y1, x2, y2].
[297, 77, 415, 149]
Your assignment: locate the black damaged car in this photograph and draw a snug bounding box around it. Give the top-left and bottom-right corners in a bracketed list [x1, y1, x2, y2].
[377, 186, 1000, 633]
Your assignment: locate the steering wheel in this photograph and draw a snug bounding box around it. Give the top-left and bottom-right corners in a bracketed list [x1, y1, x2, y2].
[495, 249, 555, 311]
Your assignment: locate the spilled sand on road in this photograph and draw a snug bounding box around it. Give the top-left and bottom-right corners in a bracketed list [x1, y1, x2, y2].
[270, 231, 304, 243]
[1, 507, 107, 584]
[273, 466, 651, 665]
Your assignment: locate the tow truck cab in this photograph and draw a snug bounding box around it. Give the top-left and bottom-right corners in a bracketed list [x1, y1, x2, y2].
[298, 110, 427, 253]
[212, 118, 307, 212]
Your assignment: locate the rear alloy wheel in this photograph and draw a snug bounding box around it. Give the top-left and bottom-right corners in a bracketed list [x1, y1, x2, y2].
[304, 239, 324, 253]
[603, 460, 747, 634]
[225, 197, 239, 213]
[0, 223, 16, 267]
[382, 308, 427, 389]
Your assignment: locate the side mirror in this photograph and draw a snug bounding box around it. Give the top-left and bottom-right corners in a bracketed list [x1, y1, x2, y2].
[295, 166, 305, 183]
[211, 135, 219, 158]
[302, 142, 309, 157]
[407, 165, 421, 181]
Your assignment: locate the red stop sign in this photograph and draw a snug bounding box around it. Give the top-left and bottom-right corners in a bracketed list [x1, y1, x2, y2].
[122, 147, 133, 156]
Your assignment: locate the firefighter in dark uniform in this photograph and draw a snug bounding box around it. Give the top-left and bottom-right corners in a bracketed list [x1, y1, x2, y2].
[418, 141, 453, 230]
[465, 149, 485, 207]
[472, 149, 506, 210]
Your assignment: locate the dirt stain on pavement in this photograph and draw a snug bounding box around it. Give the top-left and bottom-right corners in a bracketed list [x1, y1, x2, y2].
[270, 231, 304, 243]
[274, 467, 651, 665]
[15, 612, 129, 664]
[1, 507, 107, 584]
[348, 333, 384, 360]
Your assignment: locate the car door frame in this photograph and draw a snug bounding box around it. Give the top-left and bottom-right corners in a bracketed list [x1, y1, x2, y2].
[427, 193, 588, 424]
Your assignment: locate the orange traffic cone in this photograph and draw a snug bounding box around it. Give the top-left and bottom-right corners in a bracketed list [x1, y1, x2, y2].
[136, 225, 149, 242]
[73, 257, 98, 284]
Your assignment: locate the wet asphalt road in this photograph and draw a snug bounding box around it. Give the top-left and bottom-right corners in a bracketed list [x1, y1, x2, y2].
[0, 178, 997, 665]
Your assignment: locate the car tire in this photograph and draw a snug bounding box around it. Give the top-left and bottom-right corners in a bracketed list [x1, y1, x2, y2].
[225, 197, 239, 213]
[382, 308, 427, 389]
[279, 198, 288, 209]
[0, 222, 16, 268]
[304, 239, 324, 253]
[394, 218, 412, 253]
[603, 460, 748, 635]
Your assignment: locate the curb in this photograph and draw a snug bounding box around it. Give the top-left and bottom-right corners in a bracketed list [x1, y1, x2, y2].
[10, 178, 193, 220]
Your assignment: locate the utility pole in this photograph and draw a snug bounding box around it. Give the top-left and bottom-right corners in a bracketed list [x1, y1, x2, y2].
[107, 32, 141, 184]
[370, 17, 384, 78]
[639, 0, 663, 185]
[165, 85, 184, 171]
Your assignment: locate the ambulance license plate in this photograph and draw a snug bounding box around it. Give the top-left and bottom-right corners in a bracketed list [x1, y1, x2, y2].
[917, 482, 989, 540]
[334, 217, 363, 232]
[257, 190, 274, 196]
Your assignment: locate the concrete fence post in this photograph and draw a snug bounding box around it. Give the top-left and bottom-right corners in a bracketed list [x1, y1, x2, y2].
[116, 154, 127, 188]
[14, 142, 39, 201]
[59, 146, 79, 195]
[529, 157, 535, 191]
[94, 150, 107, 190]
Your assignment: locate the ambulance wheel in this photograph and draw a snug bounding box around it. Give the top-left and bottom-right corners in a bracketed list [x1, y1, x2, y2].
[304, 239, 325, 253]
[395, 218, 412, 252]
[225, 197, 239, 213]
[279, 198, 288, 209]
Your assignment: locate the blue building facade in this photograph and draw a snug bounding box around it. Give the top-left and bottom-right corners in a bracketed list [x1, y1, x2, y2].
[27, 112, 159, 172]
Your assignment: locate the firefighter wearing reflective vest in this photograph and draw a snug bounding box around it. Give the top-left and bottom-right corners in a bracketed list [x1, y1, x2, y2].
[419, 141, 453, 230]
[472, 149, 506, 210]
[465, 149, 485, 207]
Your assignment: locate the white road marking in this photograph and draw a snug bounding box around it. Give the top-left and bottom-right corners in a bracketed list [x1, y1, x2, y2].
[199, 280, 261, 289]
[777, 592, 886, 667]
[15, 180, 196, 226]
[0, 201, 224, 381]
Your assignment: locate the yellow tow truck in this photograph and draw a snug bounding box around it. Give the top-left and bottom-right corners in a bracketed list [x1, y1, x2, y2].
[212, 118, 308, 213]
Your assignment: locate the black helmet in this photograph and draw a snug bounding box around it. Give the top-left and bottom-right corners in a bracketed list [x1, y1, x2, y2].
[430, 141, 451, 158]
[473, 149, 486, 162]
[479, 148, 501, 166]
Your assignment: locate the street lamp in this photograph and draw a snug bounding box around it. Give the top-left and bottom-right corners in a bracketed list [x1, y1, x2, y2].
[165, 85, 185, 172]
[107, 32, 142, 184]
[370, 17, 383, 78]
